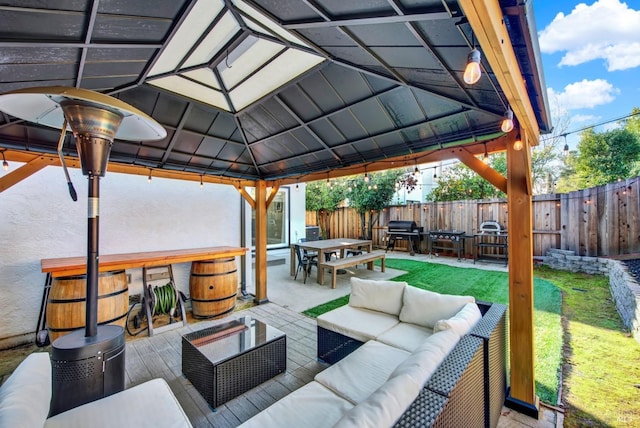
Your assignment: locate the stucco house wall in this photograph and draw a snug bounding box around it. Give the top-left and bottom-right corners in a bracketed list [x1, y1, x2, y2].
[0, 164, 264, 348]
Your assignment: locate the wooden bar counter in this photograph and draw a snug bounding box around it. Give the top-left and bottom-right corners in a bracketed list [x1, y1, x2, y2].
[41, 246, 248, 277]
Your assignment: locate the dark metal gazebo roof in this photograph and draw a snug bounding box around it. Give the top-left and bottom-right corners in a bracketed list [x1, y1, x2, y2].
[0, 0, 550, 183]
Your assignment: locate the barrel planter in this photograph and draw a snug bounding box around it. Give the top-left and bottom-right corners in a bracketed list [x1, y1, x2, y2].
[189, 258, 238, 319]
[46, 270, 129, 342]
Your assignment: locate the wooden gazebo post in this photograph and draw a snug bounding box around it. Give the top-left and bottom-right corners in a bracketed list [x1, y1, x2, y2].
[506, 131, 539, 416]
[459, 0, 542, 418]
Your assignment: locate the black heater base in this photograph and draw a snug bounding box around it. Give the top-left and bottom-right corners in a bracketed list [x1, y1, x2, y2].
[49, 325, 125, 417]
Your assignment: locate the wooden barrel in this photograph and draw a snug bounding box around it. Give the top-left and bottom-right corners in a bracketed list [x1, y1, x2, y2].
[189, 258, 238, 319]
[46, 270, 129, 343]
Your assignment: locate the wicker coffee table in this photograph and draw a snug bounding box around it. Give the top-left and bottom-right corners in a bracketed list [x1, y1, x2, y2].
[182, 316, 286, 408]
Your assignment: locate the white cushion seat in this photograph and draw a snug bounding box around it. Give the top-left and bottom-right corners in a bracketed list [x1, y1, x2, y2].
[317, 305, 399, 343]
[314, 340, 410, 404]
[375, 322, 433, 352]
[238, 381, 354, 428]
[45, 378, 191, 428]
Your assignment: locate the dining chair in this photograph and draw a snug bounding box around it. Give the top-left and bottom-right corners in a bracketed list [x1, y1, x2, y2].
[294, 244, 318, 284]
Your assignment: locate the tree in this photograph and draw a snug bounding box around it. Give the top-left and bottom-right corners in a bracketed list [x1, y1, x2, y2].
[556, 127, 640, 191]
[427, 156, 507, 201]
[305, 180, 346, 238]
[346, 170, 403, 239]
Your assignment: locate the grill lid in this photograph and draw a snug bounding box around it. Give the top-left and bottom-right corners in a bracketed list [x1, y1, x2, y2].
[479, 221, 504, 234]
[388, 220, 418, 232]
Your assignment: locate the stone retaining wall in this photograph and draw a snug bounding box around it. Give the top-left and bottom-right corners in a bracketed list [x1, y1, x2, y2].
[542, 249, 640, 344]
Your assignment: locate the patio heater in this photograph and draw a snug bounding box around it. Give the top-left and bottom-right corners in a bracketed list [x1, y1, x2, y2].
[0, 87, 166, 415]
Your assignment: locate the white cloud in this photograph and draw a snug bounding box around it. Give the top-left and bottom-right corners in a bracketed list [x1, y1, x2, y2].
[539, 0, 640, 71]
[547, 79, 619, 110]
[571, 114, 599, 123]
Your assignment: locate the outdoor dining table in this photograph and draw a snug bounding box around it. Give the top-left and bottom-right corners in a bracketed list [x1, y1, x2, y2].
[290, 238, 373, 285]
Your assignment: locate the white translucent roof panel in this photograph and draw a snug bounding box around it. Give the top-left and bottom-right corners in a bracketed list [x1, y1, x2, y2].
[149, 75, 229, 111]
[183, 11, 240, 68]
[230, 49, 324, 110]
[233, 0, 310, 47]
[218, 39, 284, 89]
[182, 68, 221, 90]
[149, 0, 225, 75]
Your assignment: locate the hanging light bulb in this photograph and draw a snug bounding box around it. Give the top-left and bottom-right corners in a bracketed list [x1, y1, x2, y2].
[200, 175, 204, 189]
[463, 48, 482, 85]
[501, 108, 514, 132]
[326, 177, 331, 187]
[1, 150, 8, 171]
[147, 168, 152, 183]
[513, 134, 523, 151]
[364, 172, 369, 183]
[483, 143, 489, 163]
[433, 169, 438, 180]
[295, 183, 299, 191]
[373, 184, 378, 190]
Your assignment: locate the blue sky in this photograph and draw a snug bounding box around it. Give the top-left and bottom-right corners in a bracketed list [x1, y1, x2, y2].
[532, 0, 640, 146]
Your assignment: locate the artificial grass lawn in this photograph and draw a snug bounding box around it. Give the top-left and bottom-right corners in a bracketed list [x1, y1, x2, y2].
[303, 258, 562, 404]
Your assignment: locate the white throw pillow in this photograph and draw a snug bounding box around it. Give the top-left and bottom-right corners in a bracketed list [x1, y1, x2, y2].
[390, 329, 460, 385]
[0, 353, 52, 428]
[399, 287, 475, 329]
[349, 277, 407, 316]
[433, 302, 482, 336]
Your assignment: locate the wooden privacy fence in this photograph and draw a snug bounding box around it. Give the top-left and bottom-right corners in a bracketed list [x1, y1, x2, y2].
[305, 176, 640, 258]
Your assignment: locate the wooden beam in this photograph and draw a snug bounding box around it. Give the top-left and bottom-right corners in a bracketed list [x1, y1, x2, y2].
[253, 180, 268, 303]
[457, 0, 540, 146]
[454, 146, 507, 193]
[505, 130, 539, 417]
[0, 149, 257, 191]
[237, 186, 256, 209]
[0, 155, 56, 192]
[266, 185, 280, 208]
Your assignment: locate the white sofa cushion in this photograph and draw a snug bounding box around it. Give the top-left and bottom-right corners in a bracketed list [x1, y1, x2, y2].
[0, 352, 51, 428]
[390, 329, 460, 386]
[348, 277, 407, 316]
[333, 373, 421, 428]
[375, 322, 433, 352]
[238, 381, 353, 428]
[433, 302, 482, 336]
[314, 340, 410, 404]
[399, 287, 475, 329]
[317, 305, 399, 342]
[45, 378, 192, 428]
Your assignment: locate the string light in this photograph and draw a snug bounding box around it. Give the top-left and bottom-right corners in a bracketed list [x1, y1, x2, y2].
[147, 168, 152, 183]
[364, 172, 369, 183]
[501, 108, 514, 133]
[199, 175, 203, 189]
[483, 143, 489, 163]
[513, 134, 523, 151]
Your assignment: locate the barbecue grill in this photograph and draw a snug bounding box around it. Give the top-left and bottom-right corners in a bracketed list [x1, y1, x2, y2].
[385, 220, 424, 256]
[478, 220, 505, 234]
[474, 221, 508, 265]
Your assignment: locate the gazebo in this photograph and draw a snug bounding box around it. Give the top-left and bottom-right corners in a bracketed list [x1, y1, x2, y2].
[0, 0, 551, 418]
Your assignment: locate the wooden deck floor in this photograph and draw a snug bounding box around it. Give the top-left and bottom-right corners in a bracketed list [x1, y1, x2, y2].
[125, 302, 326, 427]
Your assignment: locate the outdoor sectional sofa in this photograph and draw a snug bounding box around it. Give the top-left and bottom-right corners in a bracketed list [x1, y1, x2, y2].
[0, 352, 192, 427]
[241, 277, 507, 428]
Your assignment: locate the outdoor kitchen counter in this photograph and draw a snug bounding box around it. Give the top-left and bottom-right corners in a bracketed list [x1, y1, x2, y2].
[41, 246, 249, 277]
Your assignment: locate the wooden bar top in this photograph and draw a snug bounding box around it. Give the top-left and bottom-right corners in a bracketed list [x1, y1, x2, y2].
[41, 246, 248, 277]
